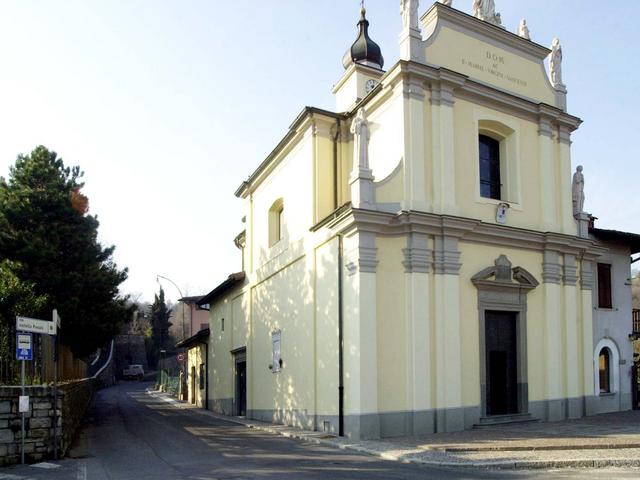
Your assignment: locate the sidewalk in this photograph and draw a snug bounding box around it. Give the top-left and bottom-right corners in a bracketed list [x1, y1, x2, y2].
[150, 391, 640, 470]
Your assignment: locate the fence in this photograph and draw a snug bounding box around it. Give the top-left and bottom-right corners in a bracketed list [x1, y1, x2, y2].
[156, 351, 185, 398]
[0, 324, 86, 386]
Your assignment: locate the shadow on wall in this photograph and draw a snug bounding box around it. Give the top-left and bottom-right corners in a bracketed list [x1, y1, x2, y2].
[251, 223, 340, 433]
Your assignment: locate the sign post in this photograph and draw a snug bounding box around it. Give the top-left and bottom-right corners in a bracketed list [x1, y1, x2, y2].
[16, 332, 32, 465]
[15, 312, 57, 464]
[52, 309, 60, 460]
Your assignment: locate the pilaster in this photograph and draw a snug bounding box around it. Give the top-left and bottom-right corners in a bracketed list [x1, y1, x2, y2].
[580, 259, 595, 404]
[313, 120, 335, 223]
[542, 250, 564, 420]
[401, 78, 429, 212]
[562, 254, 580, 416]
[403, 232, 432, 435]
[538, 114, 557, 231]
[433, 235, 463, 432]
[430, 80, 458, 215]
[558, 125, 576, 235]
[342, 230, 380, 439]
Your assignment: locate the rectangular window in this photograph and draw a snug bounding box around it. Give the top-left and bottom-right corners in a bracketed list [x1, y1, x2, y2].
[199, 363, 205, 390]
[221, 318, 225, 332]
[597, 263, 612, 309]
[479, 134, 501, 200]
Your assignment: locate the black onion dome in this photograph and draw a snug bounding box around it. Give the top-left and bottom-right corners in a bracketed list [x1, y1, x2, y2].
[342, 6, 384, 70]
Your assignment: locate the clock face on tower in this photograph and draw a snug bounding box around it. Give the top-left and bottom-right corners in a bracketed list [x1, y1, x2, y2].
[365, 79, 378, 94]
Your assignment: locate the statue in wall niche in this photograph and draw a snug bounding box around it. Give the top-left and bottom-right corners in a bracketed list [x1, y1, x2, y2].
[518, 19, 530, 40]
[439, 0, 452, 6]
[350, 108, 371, 173]
[550, 37, 563, 86]
[400, 0, 420, 31]
[472, 0, 502, 26]
[572, 165, 585, 215]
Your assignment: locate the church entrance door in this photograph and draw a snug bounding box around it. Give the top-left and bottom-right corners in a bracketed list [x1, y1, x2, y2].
[485, 311, 518, 416]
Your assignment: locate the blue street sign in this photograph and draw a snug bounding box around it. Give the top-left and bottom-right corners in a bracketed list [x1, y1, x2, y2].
[16, 333, 32, 361]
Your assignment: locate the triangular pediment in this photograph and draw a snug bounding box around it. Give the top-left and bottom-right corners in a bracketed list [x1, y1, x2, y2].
[420, 4, 556, 106]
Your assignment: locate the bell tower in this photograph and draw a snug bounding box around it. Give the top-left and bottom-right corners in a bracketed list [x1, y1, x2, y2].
[332, 4, 385, 112]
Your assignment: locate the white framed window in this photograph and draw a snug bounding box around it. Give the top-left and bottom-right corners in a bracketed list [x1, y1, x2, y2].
[593, 338, 620, 395]
[474, 115, 522, 209]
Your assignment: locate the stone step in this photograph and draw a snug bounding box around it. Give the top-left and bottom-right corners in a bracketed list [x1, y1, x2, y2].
[473, 413, 540, 428]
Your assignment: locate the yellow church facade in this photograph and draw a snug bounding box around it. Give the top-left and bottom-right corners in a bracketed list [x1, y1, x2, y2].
[199, 2, 636, 439]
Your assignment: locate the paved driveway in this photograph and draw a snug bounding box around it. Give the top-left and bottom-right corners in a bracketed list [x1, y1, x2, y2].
[2, 382, 640, 479]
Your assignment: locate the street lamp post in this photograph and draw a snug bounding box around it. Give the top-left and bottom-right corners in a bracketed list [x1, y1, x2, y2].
[156, 274, 187, 341]
[159, 349, 167, 390]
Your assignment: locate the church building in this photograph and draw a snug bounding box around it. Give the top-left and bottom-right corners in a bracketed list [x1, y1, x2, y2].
[197, 0, 640, 439]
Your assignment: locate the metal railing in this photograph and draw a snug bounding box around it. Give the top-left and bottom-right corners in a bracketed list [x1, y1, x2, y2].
[633, 309, 640, 335]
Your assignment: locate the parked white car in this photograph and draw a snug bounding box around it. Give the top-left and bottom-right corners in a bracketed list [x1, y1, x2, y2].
[122, 364, 144, 380]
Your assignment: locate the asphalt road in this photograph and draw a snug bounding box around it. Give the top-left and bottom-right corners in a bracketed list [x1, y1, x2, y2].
[3, 382, 640, 480]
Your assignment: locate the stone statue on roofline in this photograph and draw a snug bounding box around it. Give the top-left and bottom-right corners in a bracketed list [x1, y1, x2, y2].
[400, 0, 420, 31]
[351, 108, 371, 173]
[439, 0, 452, 6]
[572, 165, 585, 216]
[549, 37, 563, 87]
[472, 0, 502, 26]
[518, 19, 530, 40]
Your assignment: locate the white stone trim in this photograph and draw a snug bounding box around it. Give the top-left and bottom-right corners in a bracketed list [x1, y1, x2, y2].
[593, 338, 620, 396]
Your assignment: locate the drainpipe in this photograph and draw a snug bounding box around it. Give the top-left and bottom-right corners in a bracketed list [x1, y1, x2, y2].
[205, 341, 209, 410]
[338, 233, 345, 437]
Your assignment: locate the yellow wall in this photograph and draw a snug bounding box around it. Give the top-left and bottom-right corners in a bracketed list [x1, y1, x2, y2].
[250, 133, 314, 272]
[187, 344, 206, 408]
[250, 254, 316, 426]
[314, 238, 340, 419]
[376, 237, 407, 412]
[209, 289, 248, 409]
[424, 25, 556, 105]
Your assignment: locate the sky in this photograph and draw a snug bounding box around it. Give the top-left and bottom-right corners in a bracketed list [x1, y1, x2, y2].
[0, 0, 638, 303]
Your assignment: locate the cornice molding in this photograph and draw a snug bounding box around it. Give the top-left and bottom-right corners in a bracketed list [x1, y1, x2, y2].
[322, 207, 607, 258]
[377, 61, 582, 134]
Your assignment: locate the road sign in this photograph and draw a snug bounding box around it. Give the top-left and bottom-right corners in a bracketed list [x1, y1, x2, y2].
[53, 309, 61, 328]
[16, 316, 56, 335]
[16, 333, 32, 361]
[177, 353, 185, 362]
[18, 396, 29, 413]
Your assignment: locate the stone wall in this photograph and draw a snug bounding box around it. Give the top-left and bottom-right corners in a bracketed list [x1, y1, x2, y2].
[0, 379, 96, 466]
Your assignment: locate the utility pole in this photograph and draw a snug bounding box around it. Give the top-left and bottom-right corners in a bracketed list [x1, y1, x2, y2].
[156, 275, 186, 341]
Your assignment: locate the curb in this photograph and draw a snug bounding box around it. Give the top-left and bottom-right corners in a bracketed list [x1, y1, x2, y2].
[145, 390, 640, 471]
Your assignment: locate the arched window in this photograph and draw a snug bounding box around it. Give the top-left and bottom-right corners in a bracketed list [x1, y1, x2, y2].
[594, 338, 619, 395]
[479, 134, 501, 200]
[268, 198, 284, 247]
[599, 348, 611, 393]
